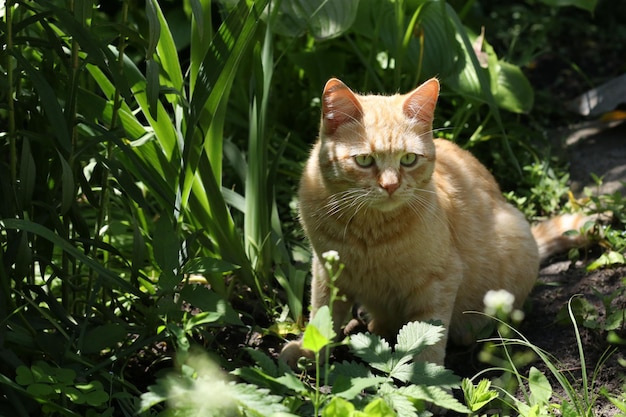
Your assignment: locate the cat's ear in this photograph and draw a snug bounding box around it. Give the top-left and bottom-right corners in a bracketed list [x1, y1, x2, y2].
[403, 78, 440, 124]
[322, 78, 363, 135]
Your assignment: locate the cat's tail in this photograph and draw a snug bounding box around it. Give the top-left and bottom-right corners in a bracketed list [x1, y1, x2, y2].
[531, 213, 594, 262]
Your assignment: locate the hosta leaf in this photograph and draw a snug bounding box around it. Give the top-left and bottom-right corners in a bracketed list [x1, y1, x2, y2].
[273, 0, 359, 40]
[415, 1, 464, 80]
[537, 0, 597, 12]
[493, 61, 534, 113]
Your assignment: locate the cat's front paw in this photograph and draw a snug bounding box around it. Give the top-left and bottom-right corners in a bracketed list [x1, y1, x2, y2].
[279, 340, 315, 370]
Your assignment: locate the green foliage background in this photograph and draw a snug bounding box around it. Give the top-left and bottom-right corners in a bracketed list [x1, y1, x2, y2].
[1, 0, 624, 415]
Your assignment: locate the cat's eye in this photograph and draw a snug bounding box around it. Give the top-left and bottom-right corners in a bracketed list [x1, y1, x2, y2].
[400, 153, 419, 167]
[354, 154, 375, 168]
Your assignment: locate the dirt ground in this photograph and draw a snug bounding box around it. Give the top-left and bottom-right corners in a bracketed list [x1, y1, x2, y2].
[444, 122, 626, 415]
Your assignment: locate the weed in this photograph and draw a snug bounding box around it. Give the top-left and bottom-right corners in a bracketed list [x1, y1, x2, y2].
[478, 296, 615, 416]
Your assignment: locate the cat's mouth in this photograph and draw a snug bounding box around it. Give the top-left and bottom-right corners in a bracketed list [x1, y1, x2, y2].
[370, 194, 407, 212]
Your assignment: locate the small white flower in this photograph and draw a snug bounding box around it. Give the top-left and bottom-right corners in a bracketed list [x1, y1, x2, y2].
[322, 250, 340, 263]
[483, 289, 515, 316]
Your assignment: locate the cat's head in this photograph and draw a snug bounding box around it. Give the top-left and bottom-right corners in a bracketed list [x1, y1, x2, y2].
[316, 78, 439, 212]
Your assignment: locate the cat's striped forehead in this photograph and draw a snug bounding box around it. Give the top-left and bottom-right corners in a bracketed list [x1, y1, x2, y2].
[337, 93, 434, 156]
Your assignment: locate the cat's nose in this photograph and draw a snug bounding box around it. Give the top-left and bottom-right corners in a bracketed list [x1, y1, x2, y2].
[380, 181, 400, 195]
[379, 170, 400, 195]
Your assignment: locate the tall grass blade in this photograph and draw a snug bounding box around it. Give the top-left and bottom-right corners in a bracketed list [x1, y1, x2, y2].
[245, 19, 274, 282]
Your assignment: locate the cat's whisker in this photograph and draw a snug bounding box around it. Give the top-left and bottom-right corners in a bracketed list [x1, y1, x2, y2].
[342, 193, 372, 240]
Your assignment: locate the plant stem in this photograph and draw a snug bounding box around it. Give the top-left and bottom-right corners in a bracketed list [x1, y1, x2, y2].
[6, 0, 17, 186]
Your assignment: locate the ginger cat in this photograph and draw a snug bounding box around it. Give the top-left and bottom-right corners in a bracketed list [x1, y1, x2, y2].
[281, 78, 588, 367]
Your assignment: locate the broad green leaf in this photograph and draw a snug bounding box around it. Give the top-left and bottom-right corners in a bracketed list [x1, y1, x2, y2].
[76, 382, 109, 407]
[398, 385, 470, 413]
[493, 61, 534, 113]
[362, 397, 396, 417]
[26, 383, 55, 398]
[273, 0, 360, 40]
[388, 360, 460, 389]
[415, 1, 464, 80]
[350, 332, 393, 372]
[179, 285, 243, 326]
[537, 0, 597, 12]
[528, 366, 552, 405]
[379, 385, 417, 417]
[302, 305, 335, 353]
[15, 366, 35, 386]
[322, 397, 355, 417]
[605, 309, 626, 331]
[331, 375, 385, 400]
[395, 321, 444, 358]
[444, 2, 520, 174]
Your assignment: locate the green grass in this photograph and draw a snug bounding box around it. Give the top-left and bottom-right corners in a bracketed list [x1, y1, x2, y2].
[1, 0, 624, 415]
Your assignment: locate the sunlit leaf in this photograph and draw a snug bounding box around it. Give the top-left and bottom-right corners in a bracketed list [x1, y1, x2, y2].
[302, 305, 334, 353]
[273, 0, 360, 40]
[528, 366, 552, 405]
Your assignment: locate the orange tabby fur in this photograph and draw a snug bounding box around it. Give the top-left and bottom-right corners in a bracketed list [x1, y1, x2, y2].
[280, 78, 589, 367]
